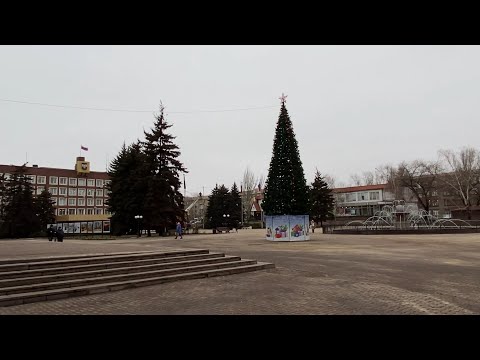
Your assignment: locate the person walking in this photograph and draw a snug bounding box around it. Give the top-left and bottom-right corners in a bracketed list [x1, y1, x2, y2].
[56, 226, 64, 242]
[175, 221, 183, 239]
[47, 224, 55, 241]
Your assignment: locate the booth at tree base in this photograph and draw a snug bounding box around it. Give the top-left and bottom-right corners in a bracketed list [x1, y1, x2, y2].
[265, 215, 310, 241]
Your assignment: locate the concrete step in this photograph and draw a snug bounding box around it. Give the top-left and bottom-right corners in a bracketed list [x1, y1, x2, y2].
[0, 262, 275, 307]
[0, 250, 160, 265]
[0, 259, 259, 296]
[0, 252, 226, 280]
[0, 249, 210, 273]
[0, 255, 241, 288]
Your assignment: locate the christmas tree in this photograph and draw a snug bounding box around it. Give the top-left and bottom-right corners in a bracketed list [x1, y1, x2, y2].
[262, 94, 309, 215]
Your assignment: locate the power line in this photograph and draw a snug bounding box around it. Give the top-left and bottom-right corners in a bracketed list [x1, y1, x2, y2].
[0, 98, 278, 114]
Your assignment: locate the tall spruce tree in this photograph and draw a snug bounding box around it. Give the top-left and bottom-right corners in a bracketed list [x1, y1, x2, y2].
[206, 184, 231, 229]
[309, 170, 335, 227]
[262, 96, 309, 215]
[142, 104, 187, 235]
[107, 142, 148, 235]
[34, 189, 56, 231]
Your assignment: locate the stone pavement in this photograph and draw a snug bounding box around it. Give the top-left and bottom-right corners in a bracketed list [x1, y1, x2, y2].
[0, 230, 479, 314]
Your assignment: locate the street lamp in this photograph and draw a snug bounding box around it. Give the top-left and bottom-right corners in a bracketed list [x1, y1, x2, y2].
[134, 215, 143, 237]
[223, 214, 230, 228]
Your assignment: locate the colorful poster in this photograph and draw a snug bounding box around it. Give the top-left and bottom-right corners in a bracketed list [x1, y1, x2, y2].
[62, 223, 68, 232]
[93, 221, 102, 233]
[272, 215, 289, 241]
[67, 223, 75, 234]
[103, 221, 111, 233]
[265, 216, 274, 240]
[87, 222, 93, 233]
[289, 215, 305, 239]
[80, 222, 88, 233]
[74, 222, 81, 234]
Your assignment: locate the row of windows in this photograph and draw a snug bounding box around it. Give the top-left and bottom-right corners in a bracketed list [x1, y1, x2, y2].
[338, 191, 381, 203]
[52, 198, 105, 206]
[0, 173, 109, 188]
[33, 187, 110, 197]
[57, 208, 111, 215]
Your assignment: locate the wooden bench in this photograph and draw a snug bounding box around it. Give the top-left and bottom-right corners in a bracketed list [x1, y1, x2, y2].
[216, 227, 230, 233]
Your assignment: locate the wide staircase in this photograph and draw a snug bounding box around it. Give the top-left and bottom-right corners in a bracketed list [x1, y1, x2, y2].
[0, 249, 274, 307]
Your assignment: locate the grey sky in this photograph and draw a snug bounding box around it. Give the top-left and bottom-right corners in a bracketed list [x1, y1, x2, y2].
[1, 45, 479, 195]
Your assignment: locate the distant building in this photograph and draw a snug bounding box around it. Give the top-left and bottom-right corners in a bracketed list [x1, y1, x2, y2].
[0, 156, 111, 233]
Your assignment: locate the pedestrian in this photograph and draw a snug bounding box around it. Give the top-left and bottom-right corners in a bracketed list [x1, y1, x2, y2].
[175, 221, 183, 239]
[56, 226, 64, 242]
[310, 219, 315, 233]
[47, 224, 55, 242]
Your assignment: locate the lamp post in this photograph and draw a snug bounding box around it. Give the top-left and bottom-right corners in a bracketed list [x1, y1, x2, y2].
[134, 215, 143, 237]
[223, 214, 230, 228]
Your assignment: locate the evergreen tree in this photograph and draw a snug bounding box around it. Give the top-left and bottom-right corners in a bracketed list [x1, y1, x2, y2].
[206, 184, 231, 229]
[228, 182, 242, 228]
[34, 189, 56, 231]
[262, 96, 309, 215]
[107, 142, 148, 235]
[142, 104, 187, 235]
[309, 170, 335, 227]
[1, 165, 40, 238]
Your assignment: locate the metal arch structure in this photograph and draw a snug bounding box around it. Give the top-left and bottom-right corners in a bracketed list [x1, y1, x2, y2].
[407, 209, 438, 228]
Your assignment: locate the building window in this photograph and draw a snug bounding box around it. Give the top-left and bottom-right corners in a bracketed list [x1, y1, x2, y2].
[87, 198, 94, 206]
[429, 199, 439, 207]
[68, 198, 76, 206]
[96, 179, 104, 188]
[95, 198, 103, 206]
[58, 198, 67, 206]
[59, 187, 67, 196]
[77, 208, 85, 215]
[78, 178, 86, 187]
[104, 210, 111, 215]
[433, 210, 439, 216]
[36, 186, 45, 195]
[87, 179, 95, 187]
[26, 175, 36, 184]
[78, 189, 85, 197]
[96, 189, 103, 197]
[432, 190, 438, 196]
[58, 208, 67, 215]
[346, 193, 356, 202]
[49, 187, 58, 195]
[37, 176, 46, 184]
[358, 192, 368, 201]
[68, 208, 76, 215]
[54, 208, 58, 216]
[78, 198, 85, 206]
[69, 178, 77, 187]
[59, 177, 67, 185]
[369, 191, 379, 201]
[87, 189, 94, 197]
[68, 188, 77, 196]
[104, 180, 111, 186]
[443, 191, 450, 196]
[52, 197, 58, 206]
[49, 176, 58, 185]
[95, 208, 103, 215]
[87, 208, 94, 215]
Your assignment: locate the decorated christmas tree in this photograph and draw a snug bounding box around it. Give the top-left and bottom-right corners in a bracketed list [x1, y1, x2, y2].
[262, 94, 309, 215]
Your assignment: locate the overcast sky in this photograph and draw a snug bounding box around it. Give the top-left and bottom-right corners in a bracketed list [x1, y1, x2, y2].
[1, 45, 479, 195]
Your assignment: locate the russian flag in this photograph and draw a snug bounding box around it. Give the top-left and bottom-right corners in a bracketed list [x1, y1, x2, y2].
[81, 145, 88, 151]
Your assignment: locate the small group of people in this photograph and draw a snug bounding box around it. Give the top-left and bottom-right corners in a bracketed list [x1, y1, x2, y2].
[47, 224, 65, 242]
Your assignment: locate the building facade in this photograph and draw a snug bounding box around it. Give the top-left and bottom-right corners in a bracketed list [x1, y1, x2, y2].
[0, 156, 111, 233]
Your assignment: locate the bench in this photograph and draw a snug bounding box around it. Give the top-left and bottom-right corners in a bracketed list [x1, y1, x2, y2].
[215, 227, 230, 233]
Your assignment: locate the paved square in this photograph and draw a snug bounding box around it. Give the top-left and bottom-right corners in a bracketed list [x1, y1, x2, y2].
[0, 230, 479, 314]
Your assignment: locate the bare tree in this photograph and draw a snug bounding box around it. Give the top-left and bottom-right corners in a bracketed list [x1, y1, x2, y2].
[323, 174, 336, 189]
[397, 160, 440, 212]
[362, 171, 375, 185]
[438, 147, 480, 219]
[375, 164, 402, 199]
[242, 167, 256, 223]
[257, 174, 265, 191]
[349, 174, 362, 186]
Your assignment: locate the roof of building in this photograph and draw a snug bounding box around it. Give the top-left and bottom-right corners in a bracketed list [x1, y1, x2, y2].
[0, 164, 109, 179]
[332, 184, 388, 193]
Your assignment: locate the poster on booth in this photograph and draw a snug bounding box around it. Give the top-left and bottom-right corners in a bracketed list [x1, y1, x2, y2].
[272, 215, 289, 241]
[265, 216, 274, 240]
[289, 215, 306, 240]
